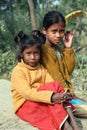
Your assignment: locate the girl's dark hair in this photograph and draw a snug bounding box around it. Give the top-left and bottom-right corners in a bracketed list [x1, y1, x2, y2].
[43, 11, 66, 29]
[14, 30, 46, 61]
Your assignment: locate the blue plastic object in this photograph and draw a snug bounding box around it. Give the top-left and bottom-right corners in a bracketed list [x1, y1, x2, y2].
[70, 99, 87, 105]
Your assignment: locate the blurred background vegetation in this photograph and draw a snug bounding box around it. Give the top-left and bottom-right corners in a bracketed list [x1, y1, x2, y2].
[0, 0, 87, 91]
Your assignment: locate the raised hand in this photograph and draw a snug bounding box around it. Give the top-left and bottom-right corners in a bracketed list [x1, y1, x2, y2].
[63, 31, 74, 48]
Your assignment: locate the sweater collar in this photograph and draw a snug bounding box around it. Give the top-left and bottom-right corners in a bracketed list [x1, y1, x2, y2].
[18, 59, 40, 70]
[43, 43, 62, 52]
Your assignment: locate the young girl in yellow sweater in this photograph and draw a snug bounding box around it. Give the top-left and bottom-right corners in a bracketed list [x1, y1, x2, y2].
[11, 30, 80, 130]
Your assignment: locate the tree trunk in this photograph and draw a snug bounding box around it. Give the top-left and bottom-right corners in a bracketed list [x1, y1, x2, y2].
[27, 0, 37, 30]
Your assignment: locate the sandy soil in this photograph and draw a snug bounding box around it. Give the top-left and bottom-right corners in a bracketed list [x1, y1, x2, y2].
[0, 79, 87, 130]
[0, 79, 38, 130]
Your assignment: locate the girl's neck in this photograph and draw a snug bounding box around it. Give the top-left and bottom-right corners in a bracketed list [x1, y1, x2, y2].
[46, 41, 57, 49]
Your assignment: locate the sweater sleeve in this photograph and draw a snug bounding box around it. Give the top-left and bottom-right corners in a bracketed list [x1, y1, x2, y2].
[63, 48, 75, 74]
[11, 67, 53, 104]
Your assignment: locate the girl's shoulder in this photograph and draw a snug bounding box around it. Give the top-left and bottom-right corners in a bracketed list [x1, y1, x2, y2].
[42, 44, 50, 51]
[42, 44, 63, 57]
[12, 62, 27, 74]
[42, 44, 55, 54]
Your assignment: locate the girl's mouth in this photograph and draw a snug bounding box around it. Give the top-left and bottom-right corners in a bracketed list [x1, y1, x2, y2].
[55, 39, 61, 43]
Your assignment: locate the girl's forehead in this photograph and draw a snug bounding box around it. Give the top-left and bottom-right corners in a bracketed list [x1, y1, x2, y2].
[25, 44, 39, 51]
[49, 22, 65, 29]
[26, 44, 38, 49]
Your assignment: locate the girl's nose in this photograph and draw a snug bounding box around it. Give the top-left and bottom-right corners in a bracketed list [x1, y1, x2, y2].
[56, 32, 61, 37]
[30, 54, 35, 59]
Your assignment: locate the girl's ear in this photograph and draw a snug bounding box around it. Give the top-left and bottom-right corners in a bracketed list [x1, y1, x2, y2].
[42, 27, 46, 35]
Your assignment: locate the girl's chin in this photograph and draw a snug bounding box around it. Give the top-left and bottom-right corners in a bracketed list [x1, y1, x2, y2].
[54, 40, 61, 44]
[54, 42, 60, 45]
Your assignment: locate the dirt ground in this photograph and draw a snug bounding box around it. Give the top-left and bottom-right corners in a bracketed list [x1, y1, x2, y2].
[0, 79, 87, 130]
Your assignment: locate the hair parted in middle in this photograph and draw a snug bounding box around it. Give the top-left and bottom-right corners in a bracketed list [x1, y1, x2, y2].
[42, 10, 66, 30]
[14, 30, 46, 61]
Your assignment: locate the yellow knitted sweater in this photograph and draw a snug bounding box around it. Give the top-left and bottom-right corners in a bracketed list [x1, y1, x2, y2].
[11, 60, 54, 113]
[41, 44, 75, 94]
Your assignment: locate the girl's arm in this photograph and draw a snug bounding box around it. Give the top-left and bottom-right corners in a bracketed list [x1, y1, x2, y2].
[11, 67, 53, 104]
[63, 31, 75, 74]
[63, 48, 75, 74]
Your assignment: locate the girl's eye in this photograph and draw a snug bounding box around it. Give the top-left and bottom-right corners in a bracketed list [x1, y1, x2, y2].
[27, 52, 31, 56]
[52, 30, 57, 33]
[52, 29, 65, 34]
[27, 52, 40, 56]
[59, 29, 65, 34]
[34, 52, 40, 55]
